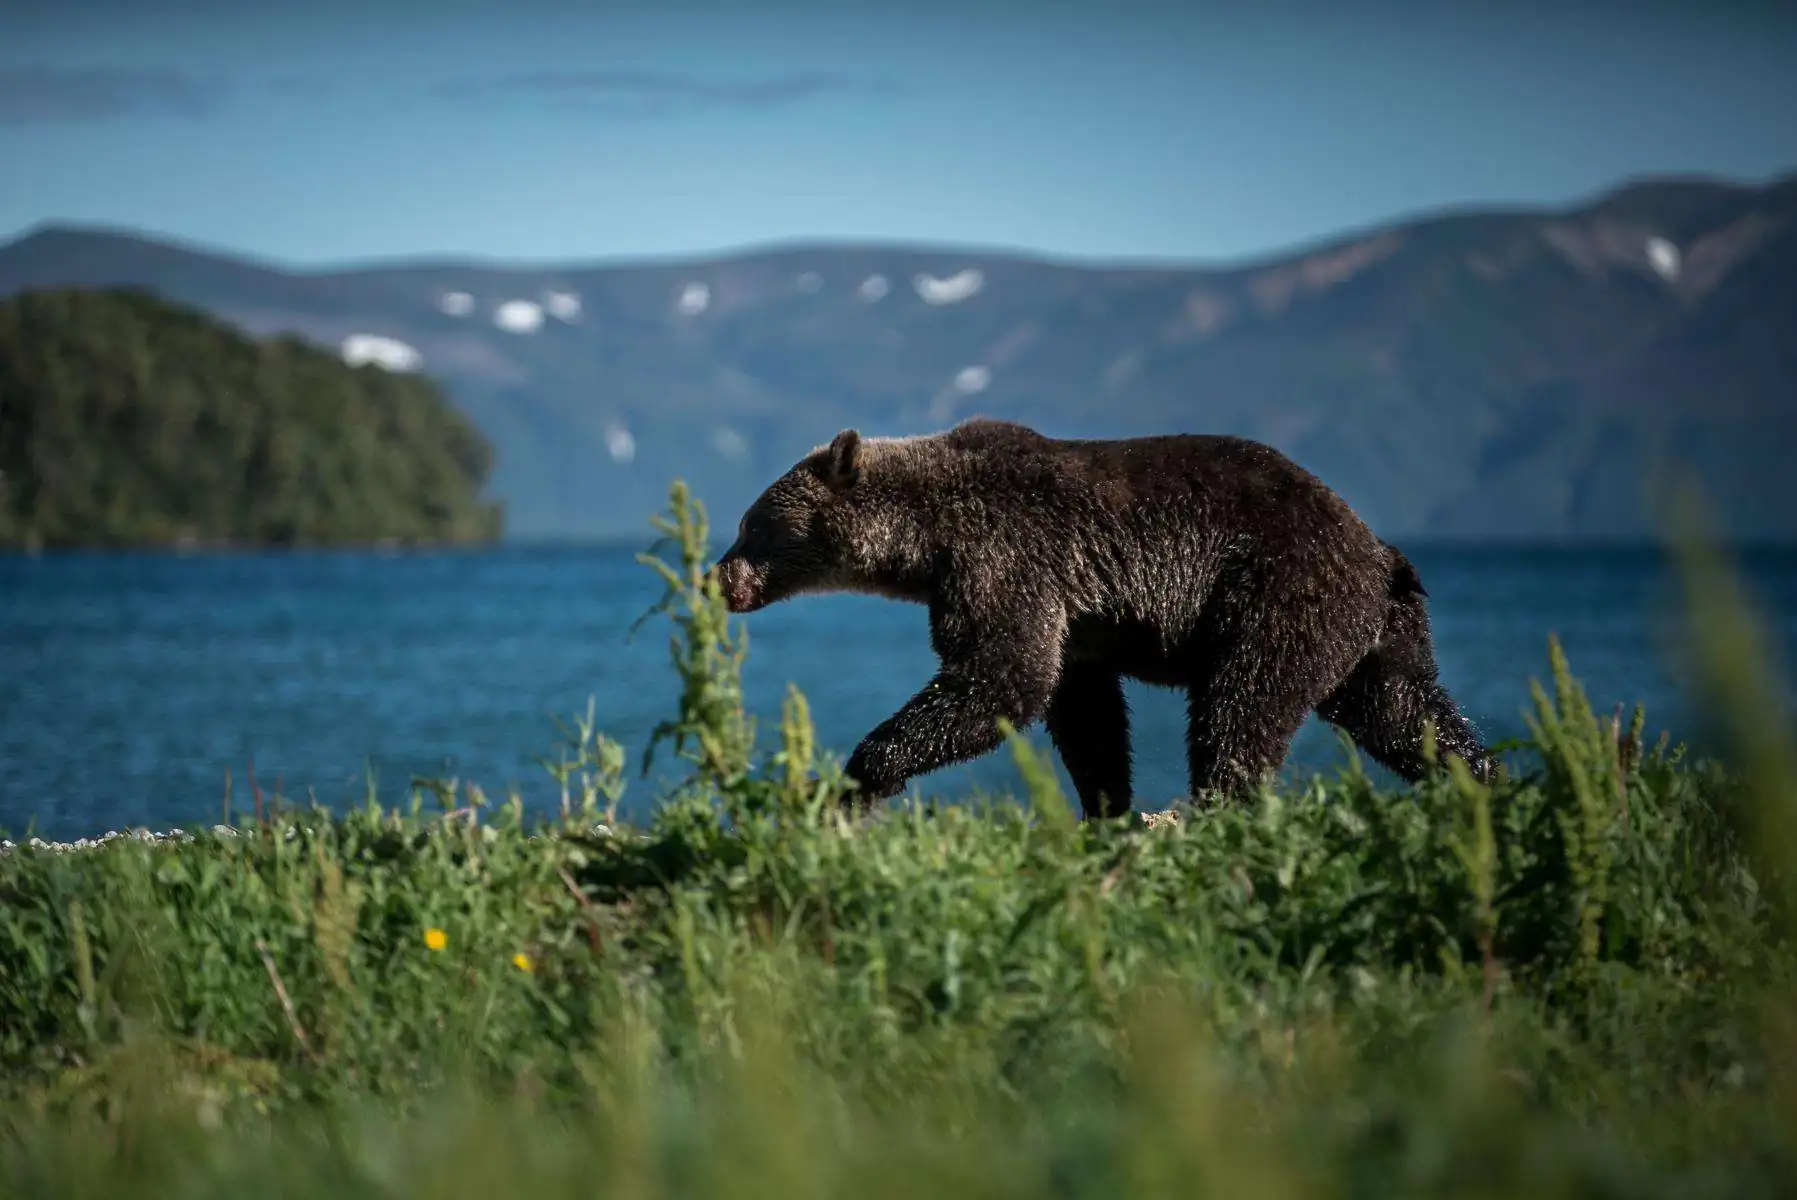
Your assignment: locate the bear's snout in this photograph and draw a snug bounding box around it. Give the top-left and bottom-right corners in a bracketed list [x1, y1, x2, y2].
[713, 555, 763, 613]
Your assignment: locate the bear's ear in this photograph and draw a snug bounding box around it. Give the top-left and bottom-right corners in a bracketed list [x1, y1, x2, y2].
[821, 428, 861, 492]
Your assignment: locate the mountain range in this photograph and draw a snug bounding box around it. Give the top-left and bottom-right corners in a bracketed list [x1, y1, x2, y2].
[3, 169, 1794, 544]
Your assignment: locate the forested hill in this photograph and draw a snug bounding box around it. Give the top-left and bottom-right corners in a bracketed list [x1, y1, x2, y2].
[0, 288, 502, 549]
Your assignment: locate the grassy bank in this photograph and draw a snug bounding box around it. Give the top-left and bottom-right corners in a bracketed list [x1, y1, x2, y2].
[1, 482, 1794, 1198]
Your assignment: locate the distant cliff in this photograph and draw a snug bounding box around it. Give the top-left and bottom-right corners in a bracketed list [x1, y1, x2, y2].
[3, 168, 1793, 543]
[0, 288, 502, 549]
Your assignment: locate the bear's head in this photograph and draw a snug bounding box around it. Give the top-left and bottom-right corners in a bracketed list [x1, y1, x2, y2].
[713, 428, 877, 614]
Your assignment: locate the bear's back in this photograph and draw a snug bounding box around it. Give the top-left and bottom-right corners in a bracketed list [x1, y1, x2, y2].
[942, 419, 1362, 539]
[929, 419, 1387, 631]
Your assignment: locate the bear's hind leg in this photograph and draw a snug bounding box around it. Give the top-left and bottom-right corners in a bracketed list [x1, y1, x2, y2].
[1315, 605, 1495, 783]
[1316, 653, 1494, 783]
[1045, 662, 1133, 819]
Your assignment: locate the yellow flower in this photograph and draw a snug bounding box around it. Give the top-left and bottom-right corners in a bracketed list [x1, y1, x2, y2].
[424, 928, 447, 952]
[512, 953, 534, 973]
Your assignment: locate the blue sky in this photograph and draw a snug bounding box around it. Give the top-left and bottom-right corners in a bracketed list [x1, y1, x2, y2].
[3, 0, 1795, 266]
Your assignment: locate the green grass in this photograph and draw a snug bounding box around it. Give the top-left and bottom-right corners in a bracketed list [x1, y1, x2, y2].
[1, 479, 1794, 1198]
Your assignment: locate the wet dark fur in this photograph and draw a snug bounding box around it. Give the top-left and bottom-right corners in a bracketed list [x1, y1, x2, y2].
[713, 417, 1495, 817]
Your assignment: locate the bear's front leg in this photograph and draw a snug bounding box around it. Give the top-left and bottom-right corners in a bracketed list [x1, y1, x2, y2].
[842, 594, 1066, 807]
[843, 666, 1059, 805]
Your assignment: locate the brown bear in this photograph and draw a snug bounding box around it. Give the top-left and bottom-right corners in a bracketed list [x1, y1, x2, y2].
[712, 418, 1494, 817]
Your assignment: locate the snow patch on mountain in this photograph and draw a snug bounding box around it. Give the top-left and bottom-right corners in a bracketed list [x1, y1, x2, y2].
[914, 269, 984, 305]
[494, 300, 545, 334]
[340, 333, 422, 372]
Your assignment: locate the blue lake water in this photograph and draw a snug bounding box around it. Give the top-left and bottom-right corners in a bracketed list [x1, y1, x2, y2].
[3, 544, 1796, 840]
